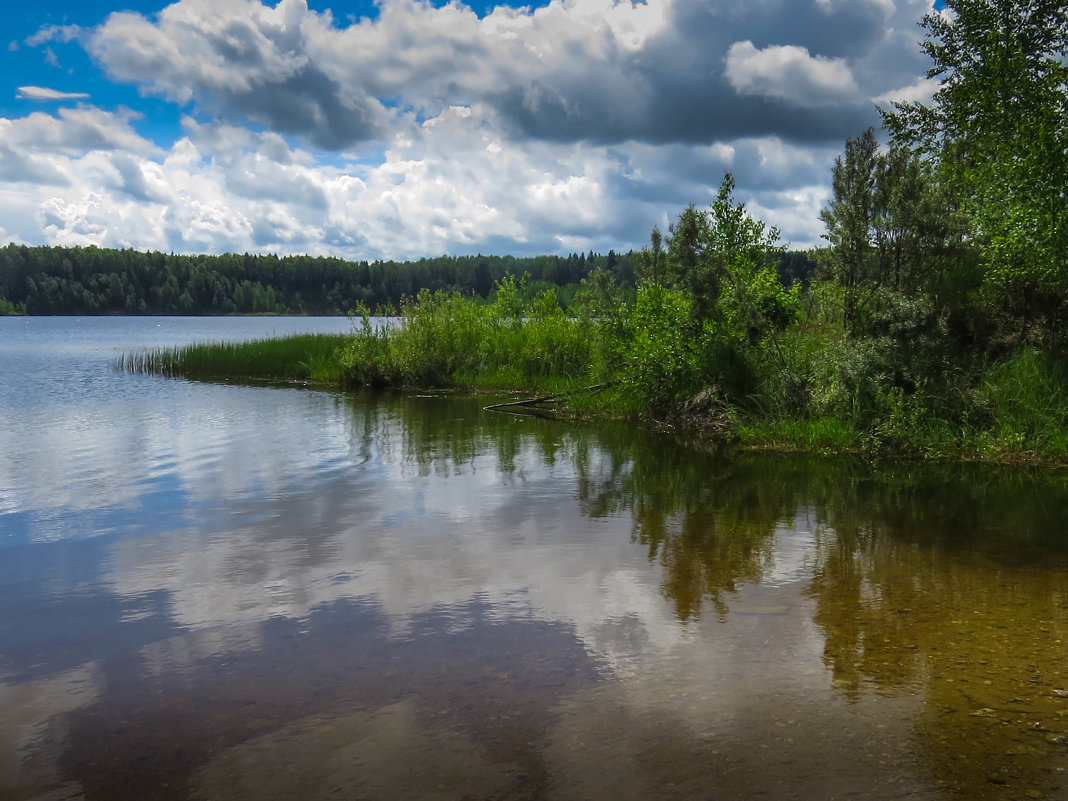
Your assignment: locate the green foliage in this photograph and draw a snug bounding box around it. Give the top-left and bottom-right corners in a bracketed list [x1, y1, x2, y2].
[818, 129, 964, 342]
[118, 334, 351, 382]
[716, 264, 801, 348]
[738, 417, 858, 453]
[337, 303, 396, 387]
[883, 0, 1068, 348]
[819, 128, 878, 337]
[977, 349, 1068, 457]
[571, 267, 631, 380]
[632, 174, 800, 408]
[658, 174, 786, 327]
[489, 273, 525, 323]
[336, 279, 592, 391]
[769, 3, 1068, 459]
[390, 290, 489, 385]
[615, 283, 699, 414]
[521, 287, 589, 378]
[863, 384, 958, 458]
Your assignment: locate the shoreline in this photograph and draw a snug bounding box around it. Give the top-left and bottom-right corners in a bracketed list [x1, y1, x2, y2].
[122, 338, 1068, 470]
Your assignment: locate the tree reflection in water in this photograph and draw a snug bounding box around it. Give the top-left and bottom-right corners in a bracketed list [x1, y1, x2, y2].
[346, 392, 1068, 797]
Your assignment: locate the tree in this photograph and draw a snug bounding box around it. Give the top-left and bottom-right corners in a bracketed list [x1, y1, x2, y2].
[882, 0, 1068, 347]
[819, 129, 878, 336]
[820, 129, 968, 341]
[659, 173, 788, 333]
[632, 174, 799, 405]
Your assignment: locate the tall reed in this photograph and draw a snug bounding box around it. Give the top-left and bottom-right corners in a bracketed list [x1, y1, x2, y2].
[117, 333, 350, 382]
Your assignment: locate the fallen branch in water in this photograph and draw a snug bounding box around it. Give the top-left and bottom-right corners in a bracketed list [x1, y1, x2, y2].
[483, 381, 616, 413]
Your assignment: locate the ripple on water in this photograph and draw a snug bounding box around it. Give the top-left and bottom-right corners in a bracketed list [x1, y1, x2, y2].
[3, 319, 1068, 801]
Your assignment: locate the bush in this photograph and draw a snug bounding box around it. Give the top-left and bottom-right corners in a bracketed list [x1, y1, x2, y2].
[338, 304, 396, 387]
[978, 349, 1068, 457]
[339, 281, 592, 392]
[614, 283, 700, 414]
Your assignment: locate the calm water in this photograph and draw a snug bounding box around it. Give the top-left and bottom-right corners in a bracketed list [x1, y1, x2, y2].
[2, 317, 1068, 801]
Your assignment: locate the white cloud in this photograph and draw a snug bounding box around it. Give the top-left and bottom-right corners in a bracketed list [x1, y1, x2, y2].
[0, 140, 70, 185]
[724, 41, 861, 107]
[89, 0, 389, 149]
[80, 0, 904, 150]
[815, 0, 895, 17]
[24, 24, 84, 47]
[1, 106, 157, 155]
[874, 77, 939, 107]
[0, 100, 842, 258]
[0, 0, 944, 256]
[16, 86, 91, 101]
[748, 185, 833, 249]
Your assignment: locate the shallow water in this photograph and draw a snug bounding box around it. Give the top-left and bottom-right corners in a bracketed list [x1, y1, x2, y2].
[1, 317, 1067, 801]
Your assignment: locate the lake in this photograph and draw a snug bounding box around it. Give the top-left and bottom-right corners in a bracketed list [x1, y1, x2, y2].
[1, 316, 1067, 801]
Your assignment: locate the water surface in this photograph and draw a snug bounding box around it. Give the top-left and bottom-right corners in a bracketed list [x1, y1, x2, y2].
[1, 316, 1067, 800]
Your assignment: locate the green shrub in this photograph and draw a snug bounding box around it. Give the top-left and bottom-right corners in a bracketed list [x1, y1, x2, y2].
[338, 304, 396, 387]
[615, 283, 700, 414]
[979, 349, 1068, 457]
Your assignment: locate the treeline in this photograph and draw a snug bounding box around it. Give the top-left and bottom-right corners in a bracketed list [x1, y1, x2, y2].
[0, 245, 638, 315]
[0, 243, 816, 317]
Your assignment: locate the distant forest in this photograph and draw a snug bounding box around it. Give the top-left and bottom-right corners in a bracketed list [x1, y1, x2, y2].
[0, 243, 815, 316]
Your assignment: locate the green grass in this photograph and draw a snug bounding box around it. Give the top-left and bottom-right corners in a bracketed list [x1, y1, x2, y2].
[0, 298, 25, 315]
[117, 333, 350, 383]
[978, 349, 1068, 460]
[738, 417, 859, 453]
[114, 287, 1068, 467]
[336, 286, 597, 393]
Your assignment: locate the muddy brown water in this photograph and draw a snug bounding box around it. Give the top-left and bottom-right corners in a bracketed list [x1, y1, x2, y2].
[1, 317, 1067, 800]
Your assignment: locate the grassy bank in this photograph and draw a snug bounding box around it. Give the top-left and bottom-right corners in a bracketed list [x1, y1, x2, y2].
[116, 333, 350, 383]
[119, 280, 1068, 466]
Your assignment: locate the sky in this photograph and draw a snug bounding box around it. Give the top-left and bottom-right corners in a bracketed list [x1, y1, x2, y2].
[0, 0, 942, 261]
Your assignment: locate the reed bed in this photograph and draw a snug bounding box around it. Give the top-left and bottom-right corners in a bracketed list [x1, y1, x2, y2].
[116, 333, 350, 383]
[110, 292, 1068, 464]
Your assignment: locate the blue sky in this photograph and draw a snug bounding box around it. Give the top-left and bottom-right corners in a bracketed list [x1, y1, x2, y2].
[5, 2, 171, 144]
[0, 0, 942, 260]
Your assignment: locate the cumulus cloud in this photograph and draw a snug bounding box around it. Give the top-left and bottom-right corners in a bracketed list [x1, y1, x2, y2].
[873, 77, 939, 107]
[88, 0, 388, 150]
[0, 141, 71, 186]
[0, 99, 840, 260]
[16, 86, 91, 101]
[724, 41, 860, 107]
[1, 0, 944, 258]
[1, 106, 157, 155]
[76, 0, 928, 151]
[105, 153, 168, 203]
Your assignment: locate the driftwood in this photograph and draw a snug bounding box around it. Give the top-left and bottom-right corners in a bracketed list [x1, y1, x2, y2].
[483, 381, 616, 414]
